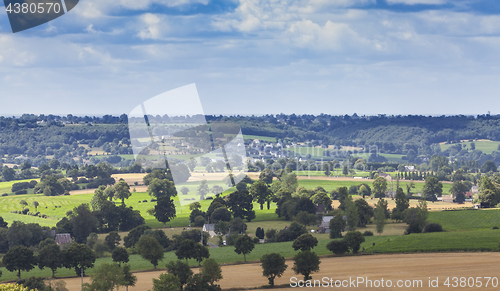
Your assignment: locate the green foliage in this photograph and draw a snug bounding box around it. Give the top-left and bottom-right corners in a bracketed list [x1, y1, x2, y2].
[83, 263, 123, 291]
[226, 190, 256, 222]
[175, 239, 196, 262]
[374, 199, 387, 235]
[292, 233, 318, 251]
[3, 245, 36, 279]
[326, 239, 349, 255]
[152, 273, 181, 291]
[62, 243, 97, 276]
[329, 209, 346, 239]
[136, 235, 164, 269]
[403, 200, 428, 234]
[344, 197, 359, 231]
[260, 253, 287, 287]
[112, 247, 129, 266]
[292, 250, 320, 281]
[123, 225, 151, 248]
[201, 258, 222, 285]
[105, 231, 121, 250]
[372, 177, 387, 198]
[344, 231, 365, 253]
[423, 177, 443, 200]
[38, 242, 63, 277]
[166, 260, 193, 288]
[234, 235, 255, 262]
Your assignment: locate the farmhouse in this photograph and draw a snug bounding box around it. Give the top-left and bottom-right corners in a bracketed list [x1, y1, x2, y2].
[202, 224, 216, 237]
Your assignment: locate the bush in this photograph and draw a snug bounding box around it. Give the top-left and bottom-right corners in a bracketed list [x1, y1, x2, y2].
[265, 229, 277, 242]
[252, 237, 260, 244]
[15, 190, 28, 195]
[1, 193, 8, 196]
[423, 223, 443, 233]
[493, 226, 499, 230]
[151, 199, 157, 202]
[22, 208, 30, 214]
[326, 239, 349, 255]
[344, 231, 365, 253]
[194, 216, 206, 227]
[363, 231, 374, 236]
[142, 200, 148, 202]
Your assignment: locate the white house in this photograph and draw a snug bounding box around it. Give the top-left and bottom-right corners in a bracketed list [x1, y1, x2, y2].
[202, 224, 216, 237]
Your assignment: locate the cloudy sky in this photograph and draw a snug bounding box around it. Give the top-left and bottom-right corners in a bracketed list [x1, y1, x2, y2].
[1, 0, 500, 116]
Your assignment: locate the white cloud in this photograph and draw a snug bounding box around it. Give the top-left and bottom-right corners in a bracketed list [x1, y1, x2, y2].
[137, 13, 164, 40]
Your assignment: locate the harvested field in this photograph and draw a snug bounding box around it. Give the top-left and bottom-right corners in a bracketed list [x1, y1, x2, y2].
[56, 253, 500, 291]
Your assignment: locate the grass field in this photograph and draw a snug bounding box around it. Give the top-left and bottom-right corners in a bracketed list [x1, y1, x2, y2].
[428, 209, 500, 231]
[242, 135, 276, 142]
[440, 139, 500, 154]
[0, 179, 39, 195]
[366, 229, 500, 253]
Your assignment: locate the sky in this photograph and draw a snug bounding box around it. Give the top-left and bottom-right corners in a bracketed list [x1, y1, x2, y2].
[1, 0, 500, 116]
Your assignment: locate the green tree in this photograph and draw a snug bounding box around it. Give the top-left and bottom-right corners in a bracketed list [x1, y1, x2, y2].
[292, 250, 320, 281]
[90, 186, 108, 211]
[374, 199, 386, 235]
[112, 247, 129, 266]
[153, 196, 177, 228]
[193, 244, 210, 266]
[481, 161, 497, 173]
[19, 200, 27, 210]
[176, 239, 196, 263]
[226, 190, 256, 222]
[197, 180, 209, 200]
[372, 177, 387, 198]
[148, 178, 177, 199]
[326, 239, 349, 255]
[180, 187, 190, 195]
[294, 211, 318, 227]
[38, 242, 63, 277]
[105, 231, 121, 250]
[249, 180, 271, 210]
[392, 187, 409, 221]
[62, 243, 97, 276]
[260, 253, 287, 287]
[344, 197, 359, 231]
[114, 180, 131, 205]
[3, 245, 36, 279]
[83, 263, 123, 291]
[329, 209, 346, 239]
[344, 231, 365, 253]
[166, 260, 193, 289]
[152, 273, 181, 291]
[70, 204, 99, 244]
[136, 235, 164, 269]
[121, 265, 137, 291]
[403, 200, 428, 234]
[234, 235, 255, 262]
[292, 233, 318, 251]
[355, 199, 373, 227]
[422, 177, 443, 200]
[480, 189, 498, 206]
[450, 181, 469, 203]
[211, 185, 223, 196]
[259, 169, 274, 184]
[201, 258, 222, 286]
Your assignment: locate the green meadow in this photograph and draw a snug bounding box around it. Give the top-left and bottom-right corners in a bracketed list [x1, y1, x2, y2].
[440, 140, 500, 154]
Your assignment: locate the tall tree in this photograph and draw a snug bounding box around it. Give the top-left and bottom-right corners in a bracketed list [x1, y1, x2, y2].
[292, 233, 318, 251]
[105, 231, 121, 250]
[197, 180, 209, 200]
[70, 204, 99, 244]
[329, 209, 346, 239]
[136, 235, 164, 269]
[112, 247, 129, 266]
[450, 181, 469, 204]
[260, 253, 287, 287]
[226, 190, 256, 222]
[234, 235, 255, 262]
[175, 239, 196, 263]
[38, 241, 63, 277]
[3, 245, 36, 279]
[292, 250, 320, 281]
[152, 273, 181, 291]
[201, 258, 223, 286]
[422, 177, 443, 201]
[249, 180, 271, 210]
[121, 265, 137, 291]
[372, 177, 387, 198]
[344, 197, 359, 231]
[166, 260, 193, 289]
[153, 196, 176, 228]
[374, 199, 386, 235]
[62, 243, 97, 276]
[114, 180, 131, 205]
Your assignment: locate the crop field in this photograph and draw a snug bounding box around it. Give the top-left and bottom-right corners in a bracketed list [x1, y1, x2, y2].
[440, 139, 500, 154]
[428, 209, 500, 231]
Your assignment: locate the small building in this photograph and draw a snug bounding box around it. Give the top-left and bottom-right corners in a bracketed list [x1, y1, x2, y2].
[315, 204, 326, 215]
[202, 224, 216, 237]
[55, 233, 72, 245]
[378, 173, 392, 181]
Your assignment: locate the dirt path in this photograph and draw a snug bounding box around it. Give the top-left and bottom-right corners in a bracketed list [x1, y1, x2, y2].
[55, 252, 500, 291]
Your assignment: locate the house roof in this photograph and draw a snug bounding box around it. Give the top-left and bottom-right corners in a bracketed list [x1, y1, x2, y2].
[55, 233, 71, 245]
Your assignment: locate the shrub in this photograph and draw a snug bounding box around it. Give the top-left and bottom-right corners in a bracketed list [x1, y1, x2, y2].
[344, 231, 365, 253]
[143, 200, 148, 202]
[151, 199, 157, 202]
[326, 239, 349, 255]
[1, 193, 8, 196]
[15, 190, 28, 195]
[423, 223, 443, 233]
[64, 193, 70, 196]
[22, 208, 30, 214]
[493, 226, 499, 230]
[252, 237, 260, 244]
[265, 229, 277, 242]
[363, 231, 374, 236]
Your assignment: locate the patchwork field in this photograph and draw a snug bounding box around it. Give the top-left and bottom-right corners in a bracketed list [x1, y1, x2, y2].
[440, 139, 500, 154]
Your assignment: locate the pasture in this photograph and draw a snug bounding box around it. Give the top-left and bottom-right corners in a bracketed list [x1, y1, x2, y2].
[440, 139, 500, 154]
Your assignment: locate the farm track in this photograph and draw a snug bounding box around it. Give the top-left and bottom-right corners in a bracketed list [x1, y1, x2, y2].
[56, 252, 500, 291]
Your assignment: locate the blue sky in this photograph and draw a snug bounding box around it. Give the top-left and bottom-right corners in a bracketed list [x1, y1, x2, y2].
[1, 0, 500, 116]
